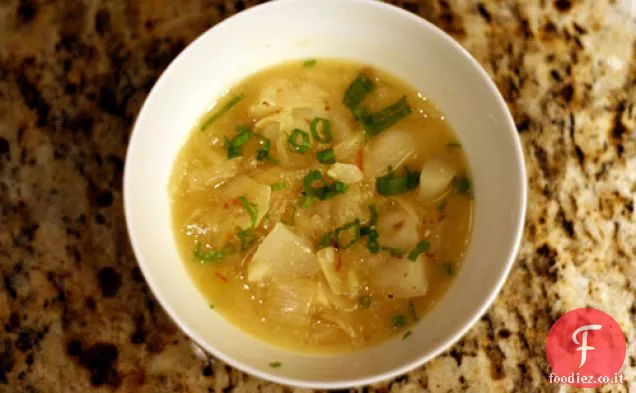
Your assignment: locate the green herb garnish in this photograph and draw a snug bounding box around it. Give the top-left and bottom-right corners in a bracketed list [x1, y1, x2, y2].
[376, 166, 420, 196]
[193, 241, 233, 263]
[200, 94, 244, 131]
[334, 219, 361, 249]
[366, 228, 380, 254]
[224, 125, 253, 159]
[359, 295, 372, 308]
[269, 361, 282, 368]
[288, 129, 311, 153]
[271, 182, 287, 192]
[299, 195, 317, 208]
[442, 262, 456, 276]
[343, 73, 375, 111]
[237, 196, 258, 228]
[453, 175, 473, 197]
[256, 135, 272, 161]
[407, 240, 430, 262]
[316, 148, 336, 164]
[303, 59, 317, 68]
[357, 96, 412, 138]
[310, 118, 333, 143]
[209, 304, 215, 309]
[447, 141, 462, 149]
[402, 331, 412, 339]
[302, 170, 347, 201]
[391, 315, 406, 329]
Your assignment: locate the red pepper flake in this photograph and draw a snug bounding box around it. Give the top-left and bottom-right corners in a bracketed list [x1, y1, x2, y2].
[335, 252, 343, 272]
[355, 149, 364, 171]
[223, 202, 230, 209]
[425, 252, 434, 258]
[215, 272, 229, 283]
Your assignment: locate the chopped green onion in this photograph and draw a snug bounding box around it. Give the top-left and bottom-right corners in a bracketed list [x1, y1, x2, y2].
[334, 219, 361, 249]
[288, 129, 311, 153]
[270, 182, 286, 192]
[269, 361, 282, 368]
[310, 118, 333, 143]
[316, 230, 334, 250]
[368, 204, 378, 226]
[408, 300, 418, 321]
[237, 228, 258, 251]
[256, 135, 272, 161]
[316, 148, 336, 164]
[453, 176, 473, 196]
[298, 195, 317, 209]
[343, 73, 374, 111]
[200, 94, 244, 131]
[358, 295, 372, 308]
[224, 126, 253, 159]
[358, 96, 412, 137]
[376, 166, 420, 196]
[407, 240, 430, 261]
[442, 262, 456, 276]
[331, 181, 347, 195]
[303, 170, 329, 197]
[447, 141, 462, 149]
[367, 228, 380, 254]
[381, 246, 405, 258]
[391, 315, 406, 329]
[209, 304, 215, 309]
[402, 331, 412, 340]
[303, 59, 317, 68]
[193, 241, 228, 263]
[237, 196, 258, 228]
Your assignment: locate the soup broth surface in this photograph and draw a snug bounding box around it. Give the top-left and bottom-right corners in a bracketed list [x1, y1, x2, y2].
[170, 59, 473, 352]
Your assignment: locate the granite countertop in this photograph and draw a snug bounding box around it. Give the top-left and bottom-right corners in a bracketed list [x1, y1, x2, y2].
[0, 0, 634, 392]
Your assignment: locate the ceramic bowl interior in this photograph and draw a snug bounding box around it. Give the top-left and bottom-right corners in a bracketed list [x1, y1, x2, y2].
[124, 0, 526, 388]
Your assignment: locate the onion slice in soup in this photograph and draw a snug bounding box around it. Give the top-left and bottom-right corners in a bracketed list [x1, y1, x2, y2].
[247, 222, 319, 281]
[373, 256, 429, 298]
[418, 159, 456, 203]
[363, 129, 415, 177]
[327, 163, 364, 184]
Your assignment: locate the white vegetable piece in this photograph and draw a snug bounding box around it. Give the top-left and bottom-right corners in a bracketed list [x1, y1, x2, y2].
[223, 175, 272, 228]
[247, 222, 319, 281]
[418, 159, 456, 203]
[317, 247, 347, 295]
[363, 129, 415, 177]
[373, 256, 429, 298]
[376, 202, 420, 249]
[327, 163, 364, 184]
[266, 278, 317, 325]
[333, 133, 363, 163]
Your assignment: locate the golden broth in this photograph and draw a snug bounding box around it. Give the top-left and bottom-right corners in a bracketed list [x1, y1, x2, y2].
[169, 59, 473, 353]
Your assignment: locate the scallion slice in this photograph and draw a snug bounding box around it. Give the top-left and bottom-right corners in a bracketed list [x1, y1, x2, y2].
[256, 135, 272, 161]
[288, 129, 310, 153]
[299, 195, 316, 209]
[368, 204, 378, 226]
[200, 94, 244, 131]
[358, 96, 412, 137]
[343, 73, 374, 111]
[407, 240, 430, 261]
[224, 126, 253, 159]
[193, 241, 229, 263]
[391, 315, 406, 329]
[453, 175, 473, 196]
[334, 219, 361, 249]
[310, 118, 333, 143]
[237, 196, 258, 228]
[316, 148, 336, 164]
[376, 166, 420, 196]
[303, 59, 317, 68]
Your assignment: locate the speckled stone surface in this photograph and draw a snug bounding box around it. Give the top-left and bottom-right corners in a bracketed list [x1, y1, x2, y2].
[0, 0, 634, 392]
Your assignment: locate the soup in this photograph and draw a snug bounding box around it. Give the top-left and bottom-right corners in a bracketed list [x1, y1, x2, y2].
[169, 59, 473, 353]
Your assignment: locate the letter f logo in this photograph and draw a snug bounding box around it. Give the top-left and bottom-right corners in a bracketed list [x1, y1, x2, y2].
[572, 325, 602, 368]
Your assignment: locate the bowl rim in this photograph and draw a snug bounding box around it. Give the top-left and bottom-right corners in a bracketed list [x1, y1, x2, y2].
[123, 0, 528, 388]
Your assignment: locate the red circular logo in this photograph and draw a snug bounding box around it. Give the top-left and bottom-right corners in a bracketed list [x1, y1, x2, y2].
[546, 308, 626, 387]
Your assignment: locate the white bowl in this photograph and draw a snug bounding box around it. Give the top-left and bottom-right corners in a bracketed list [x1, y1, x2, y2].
[124, 0, 526, 388]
